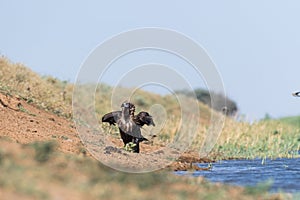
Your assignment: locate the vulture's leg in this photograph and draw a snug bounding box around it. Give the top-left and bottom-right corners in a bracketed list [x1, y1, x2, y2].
[131, 138, 140, 153]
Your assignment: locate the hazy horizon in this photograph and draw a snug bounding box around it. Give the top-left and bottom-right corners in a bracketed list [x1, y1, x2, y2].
[1, 1, 300, 121]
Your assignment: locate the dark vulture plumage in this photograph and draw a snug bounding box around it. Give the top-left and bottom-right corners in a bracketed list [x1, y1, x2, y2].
[102, 102, 155, 153]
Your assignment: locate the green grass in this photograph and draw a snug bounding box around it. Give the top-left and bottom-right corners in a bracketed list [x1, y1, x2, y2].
[279, 115, 300, 128]
[1, 56, 300, 161]
[29, 141, 57, 163]
[244, 180, 273, 195]
[1, 56, 299, 199]
[0, 139, 284, 200]
[211, 119, 300, 160]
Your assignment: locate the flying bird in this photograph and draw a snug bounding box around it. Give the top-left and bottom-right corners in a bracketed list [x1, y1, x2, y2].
[102, 102, 155, 153]
[293, 91, 300, 97]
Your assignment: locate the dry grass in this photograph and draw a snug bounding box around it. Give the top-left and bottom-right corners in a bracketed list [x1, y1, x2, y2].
[0, 139, 285, 200]
[0, 56, 298, 199]
[1, 56, 299, 160]
[0, 56, 73, 118]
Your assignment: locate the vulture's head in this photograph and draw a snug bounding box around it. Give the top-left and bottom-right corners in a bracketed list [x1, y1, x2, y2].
[121, 102, 135, 117]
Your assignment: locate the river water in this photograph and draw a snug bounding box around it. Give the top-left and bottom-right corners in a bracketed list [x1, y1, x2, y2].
[175, 158, 300, 193]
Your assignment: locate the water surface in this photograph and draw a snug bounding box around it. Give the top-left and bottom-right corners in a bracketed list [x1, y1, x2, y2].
[175, 158, 300, 193]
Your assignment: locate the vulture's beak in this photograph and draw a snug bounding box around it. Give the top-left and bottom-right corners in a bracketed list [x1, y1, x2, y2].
[149, 117, 155, 126]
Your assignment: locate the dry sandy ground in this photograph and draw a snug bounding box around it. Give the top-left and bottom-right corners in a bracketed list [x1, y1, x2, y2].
[0, 93, 289, 200]
[0, 92, 208, 172]
[0, 93, 82, 154]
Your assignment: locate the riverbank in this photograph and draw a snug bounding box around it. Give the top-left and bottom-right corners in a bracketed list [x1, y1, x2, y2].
[0, 57, 298, 199]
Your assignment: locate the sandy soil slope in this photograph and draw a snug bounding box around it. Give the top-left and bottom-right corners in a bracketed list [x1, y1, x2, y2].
[0, 92, 210, 172]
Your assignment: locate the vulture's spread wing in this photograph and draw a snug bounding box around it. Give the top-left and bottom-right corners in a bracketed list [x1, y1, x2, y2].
[102, 111, 122, 125]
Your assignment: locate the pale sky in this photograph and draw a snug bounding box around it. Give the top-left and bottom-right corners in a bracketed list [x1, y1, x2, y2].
[1, 0, 300, 120]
